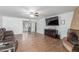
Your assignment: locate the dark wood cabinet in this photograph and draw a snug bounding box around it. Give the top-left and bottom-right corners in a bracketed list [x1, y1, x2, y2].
[44, 29, 60, 39]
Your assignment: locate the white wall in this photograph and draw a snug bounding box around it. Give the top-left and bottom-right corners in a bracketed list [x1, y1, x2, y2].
[37, 11, 74, 39]
[2, 16, 24, 34]
[2, 16, 37, 34]
[37, 18, 46, 34]
[31, 21, 36, 32]
[0, 16, 2, 28]
[58, 12, 74, 39]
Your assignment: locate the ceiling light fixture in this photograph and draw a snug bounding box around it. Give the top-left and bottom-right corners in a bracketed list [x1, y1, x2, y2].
[30, 12, 39, 18]
[22, 9, 39, 18]
[30, 14, 35, 18]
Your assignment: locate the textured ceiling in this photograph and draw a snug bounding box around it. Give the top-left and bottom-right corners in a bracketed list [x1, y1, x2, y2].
[0, 6, 77, 19]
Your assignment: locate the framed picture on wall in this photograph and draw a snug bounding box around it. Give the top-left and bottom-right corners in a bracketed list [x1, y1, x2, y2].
[61, 20, 65, 25]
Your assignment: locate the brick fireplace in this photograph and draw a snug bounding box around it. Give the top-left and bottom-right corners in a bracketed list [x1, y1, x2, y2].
[63, 29, 79, 52]
[63, 7, 79, 52]
[67, 29, 79, 45]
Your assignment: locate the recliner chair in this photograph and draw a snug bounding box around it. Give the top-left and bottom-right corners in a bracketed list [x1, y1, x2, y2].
[0, 28, 18, 52]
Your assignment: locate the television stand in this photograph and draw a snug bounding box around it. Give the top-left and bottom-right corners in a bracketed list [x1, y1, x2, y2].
[44, 29, 60, 39]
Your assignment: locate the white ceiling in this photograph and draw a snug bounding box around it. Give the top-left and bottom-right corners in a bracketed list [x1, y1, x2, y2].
[0, 6, 77, 19]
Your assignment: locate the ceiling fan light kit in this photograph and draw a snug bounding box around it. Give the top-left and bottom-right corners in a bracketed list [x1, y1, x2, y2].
[29, 12, 39, 18]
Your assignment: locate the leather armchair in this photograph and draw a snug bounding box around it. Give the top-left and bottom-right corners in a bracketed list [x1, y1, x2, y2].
[0, 28, 18, 51]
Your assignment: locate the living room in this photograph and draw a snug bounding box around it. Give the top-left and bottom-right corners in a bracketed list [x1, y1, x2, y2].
[0, 6, 79, 52]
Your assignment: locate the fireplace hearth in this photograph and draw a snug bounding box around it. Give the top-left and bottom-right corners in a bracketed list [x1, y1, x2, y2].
[67, 29, 79, 45]
[63, 29, 79, 52]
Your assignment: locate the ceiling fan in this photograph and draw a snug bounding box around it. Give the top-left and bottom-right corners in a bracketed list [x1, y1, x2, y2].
[29, 11, 39, 18]
[22, 9, 40, 18]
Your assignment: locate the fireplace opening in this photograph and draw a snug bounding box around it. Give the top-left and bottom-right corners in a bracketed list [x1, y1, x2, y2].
[67, 32, 78, 45]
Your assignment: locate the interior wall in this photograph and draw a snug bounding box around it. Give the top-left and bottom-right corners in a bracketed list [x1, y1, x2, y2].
[2, 16, 25, 34]
[2, 16, 37, 34]
[0, 16, 2, 28]
[31, 21, 36, 32]
[37, 11, 74, 39]
[58, 11, 74, 39]
[37, 18, 46, 34]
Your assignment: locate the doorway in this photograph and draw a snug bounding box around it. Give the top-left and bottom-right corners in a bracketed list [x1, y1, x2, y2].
[23, 21, 31, 32]
[23, 21, 37, 33]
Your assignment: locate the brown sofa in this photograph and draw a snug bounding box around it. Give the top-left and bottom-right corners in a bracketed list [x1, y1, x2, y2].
[0, 28, 18, 51]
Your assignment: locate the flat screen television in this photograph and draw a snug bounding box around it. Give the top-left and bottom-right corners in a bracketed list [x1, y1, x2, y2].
[46, 16, 59, 26]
